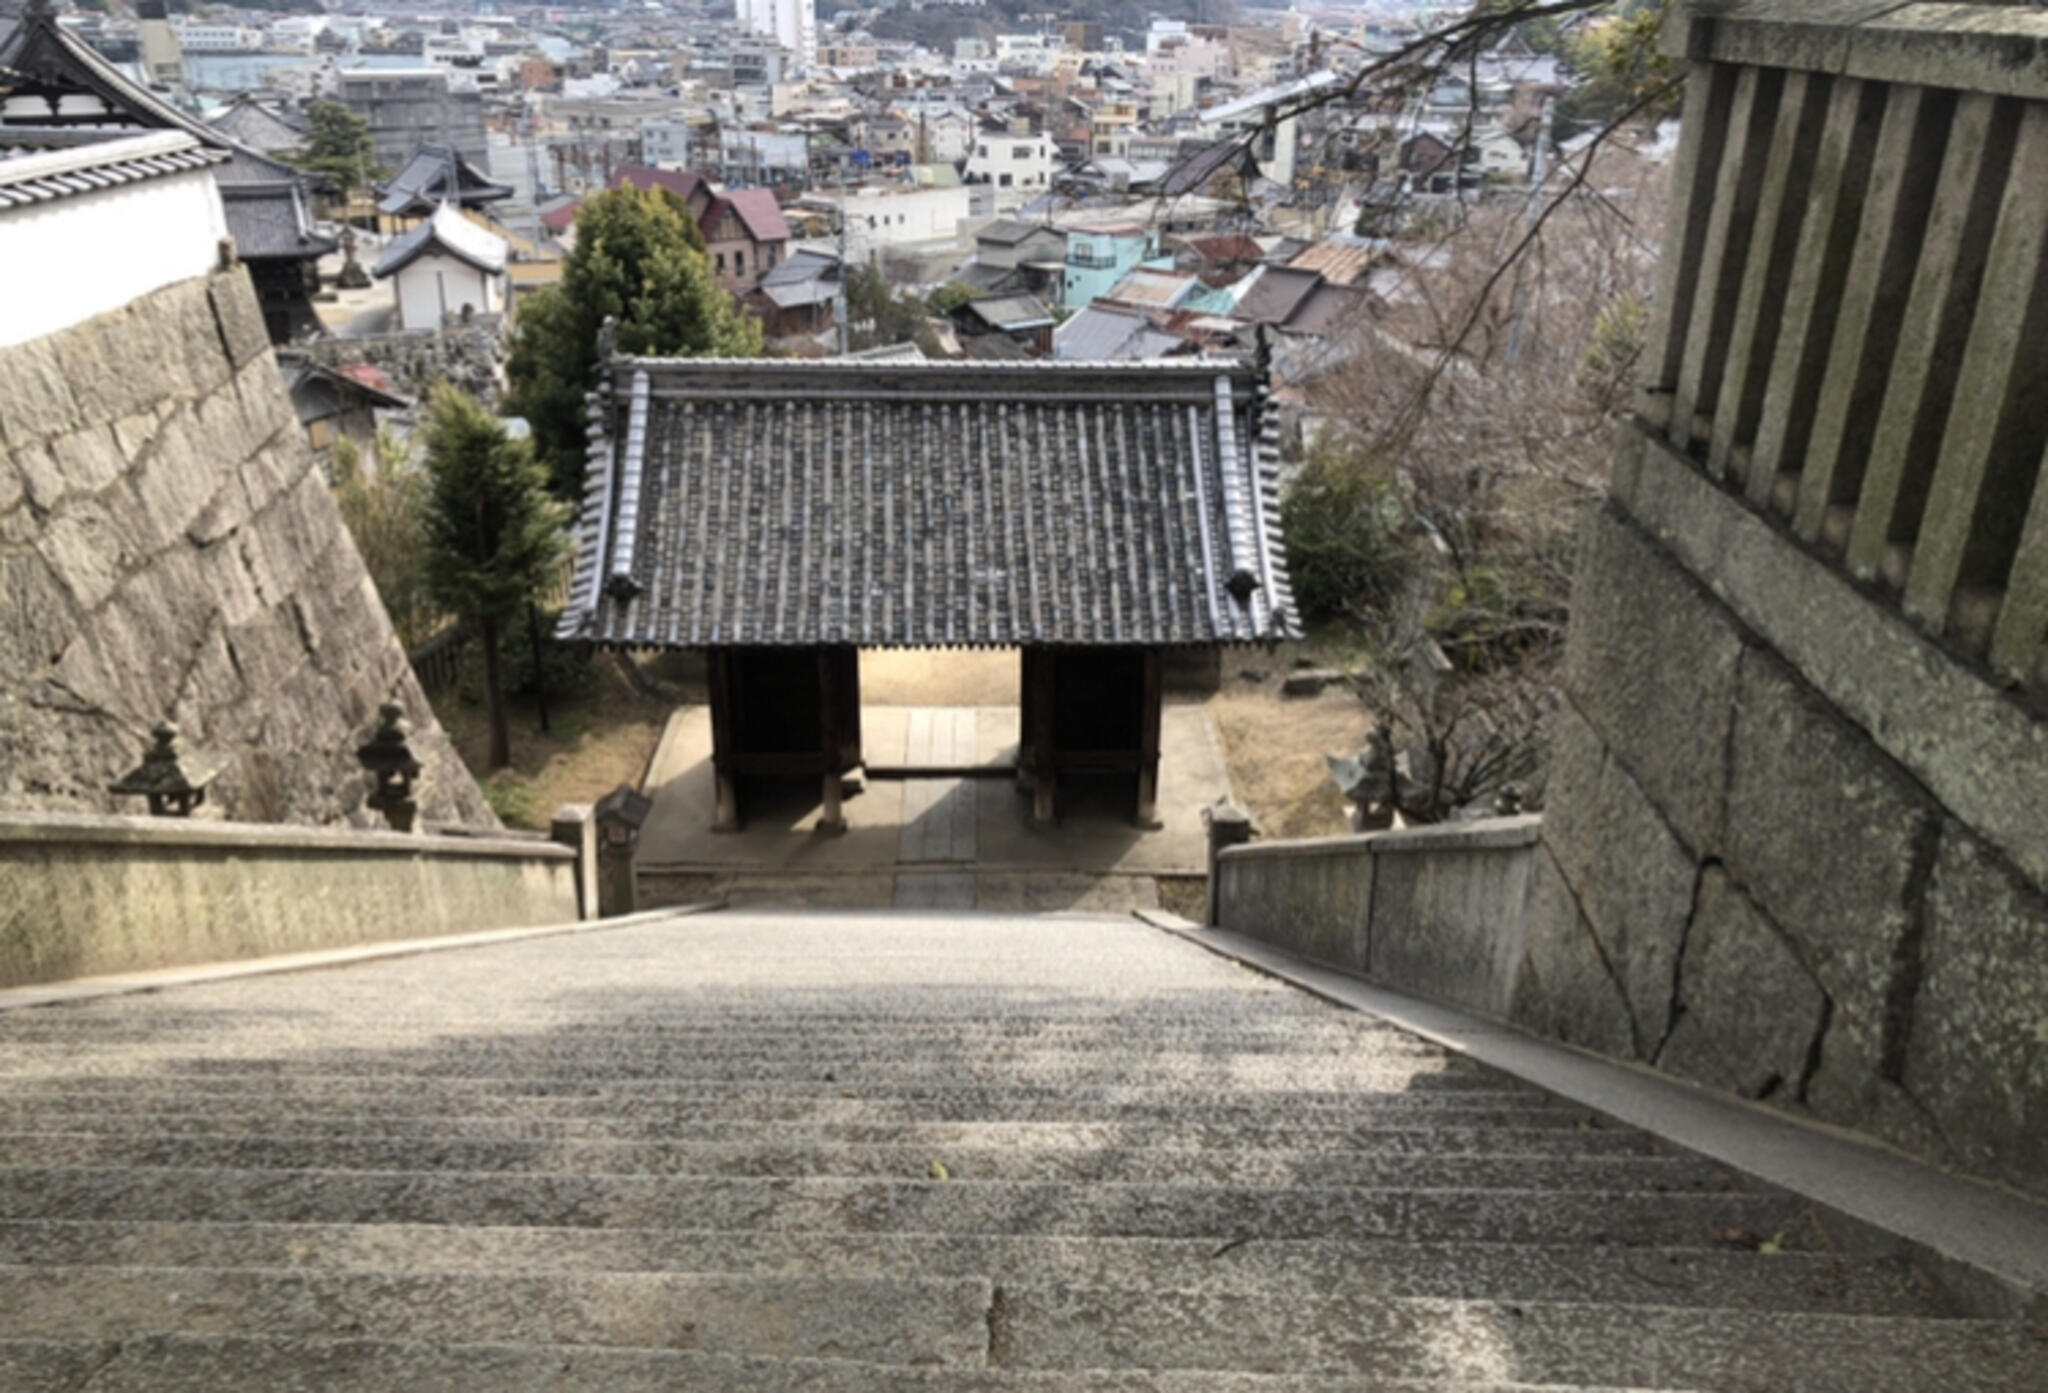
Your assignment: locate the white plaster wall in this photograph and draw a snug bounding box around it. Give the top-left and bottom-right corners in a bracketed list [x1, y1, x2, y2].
[0, 168, 228, 348]
[393, 253, 502, 330]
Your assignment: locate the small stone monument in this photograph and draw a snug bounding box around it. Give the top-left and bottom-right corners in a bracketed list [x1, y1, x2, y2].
[1326, 721, 1405, 832]
[109, 722, 220, 817]
[357, 701, 424, 832]
[595, 782, 652, 918]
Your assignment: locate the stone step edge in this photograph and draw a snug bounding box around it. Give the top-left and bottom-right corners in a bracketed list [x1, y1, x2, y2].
[0, 1265, 1992, 1329]
[1136, 914, 2048, 1313]
[0, 905, 720, 1013]
[0, 1335, 1668, 1392]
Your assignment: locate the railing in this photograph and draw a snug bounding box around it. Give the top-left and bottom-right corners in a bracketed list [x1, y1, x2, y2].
[1643, 4, 2048, 695]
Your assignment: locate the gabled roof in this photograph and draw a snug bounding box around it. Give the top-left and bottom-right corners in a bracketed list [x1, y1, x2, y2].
[560, 359, 1298, 649]
[961, 293, 1055, 332]
[977, 217, 1057, 246]
[610, 163, 705, 204]
[208, 95, 307, 155]
[704, 186, 789, 243]
[1231, 264, 1324, 326]
[372, 202, 509, 278]
[379, 144, 513, 216]
[220, 178, 337, 261]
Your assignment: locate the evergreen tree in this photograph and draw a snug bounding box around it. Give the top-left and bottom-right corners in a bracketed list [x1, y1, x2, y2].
[287, 102, 385, 192]
[506, 186, 764, 497]
[418, 386, 569, 771]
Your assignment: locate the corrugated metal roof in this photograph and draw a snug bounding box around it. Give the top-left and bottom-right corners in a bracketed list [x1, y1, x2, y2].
[559, 358, 1298, 650]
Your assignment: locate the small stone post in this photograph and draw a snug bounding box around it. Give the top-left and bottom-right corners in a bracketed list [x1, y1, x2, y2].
[550, 803, 598, 920]
[594, 782, 652, 918]
[1203, 798, 1254, 928]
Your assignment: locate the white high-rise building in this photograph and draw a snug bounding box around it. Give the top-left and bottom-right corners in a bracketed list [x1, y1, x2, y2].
[737, 0, 814, 68]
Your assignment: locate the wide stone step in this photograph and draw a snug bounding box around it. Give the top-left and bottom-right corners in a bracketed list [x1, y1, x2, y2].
[0, 1169, 1825, 1248]
[0, 1113, 1663, 1155]
[0, 1223, 1955, 1317]
[0, 1335, 1672, 1393]
[0, 1274, 2027, 1391]
[999, 1287, 2046, 1392]
[0, 1073, 1553, 1105]
[0, 1049, 1514, 1092]
[0, 1089, 1591, 1131]
[0, 1266, 994, 1365]
[0, 1134, 1759, 1192]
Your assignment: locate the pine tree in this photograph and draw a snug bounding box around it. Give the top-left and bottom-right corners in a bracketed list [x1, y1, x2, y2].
[506, 185, 765, 497]
[288, 102, 385, 192]
[418, 386, 569, 771]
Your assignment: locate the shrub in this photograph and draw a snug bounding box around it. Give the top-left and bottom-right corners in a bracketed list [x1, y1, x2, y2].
[1280, 453, 1412, 623]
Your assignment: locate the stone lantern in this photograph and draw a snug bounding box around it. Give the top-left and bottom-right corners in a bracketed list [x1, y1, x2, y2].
[109, 722, 220, 817]
[357, 701, 424, 832]
[594, 782, 652, 917]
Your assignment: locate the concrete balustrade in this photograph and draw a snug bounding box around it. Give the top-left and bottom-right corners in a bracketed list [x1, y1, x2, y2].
[0, 812, 588, 989]
[1212, 817, 1542, 1018]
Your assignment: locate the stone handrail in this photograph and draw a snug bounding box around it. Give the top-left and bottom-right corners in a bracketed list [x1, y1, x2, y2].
[1644, 1, 2048, 696]
[1212, 816, 1542, 1017]
[0, 811, 589, 989]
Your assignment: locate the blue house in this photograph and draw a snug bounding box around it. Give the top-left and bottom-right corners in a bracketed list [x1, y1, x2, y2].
[1059, 220, 1169, 307]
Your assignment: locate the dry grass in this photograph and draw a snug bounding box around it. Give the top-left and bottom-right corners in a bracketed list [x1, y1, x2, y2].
[437, 658, 670, 831]
[1207, 635, 1377, 842]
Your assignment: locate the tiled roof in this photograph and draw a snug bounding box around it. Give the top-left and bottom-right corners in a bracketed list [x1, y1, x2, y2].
[220, 178, 336, 260]
[373, 202, 508, 278]
[560, 359, 1298, 650]
[379, 145, 513, 216]
[207, 96, 307, 155]
[0, 129, 224, 208]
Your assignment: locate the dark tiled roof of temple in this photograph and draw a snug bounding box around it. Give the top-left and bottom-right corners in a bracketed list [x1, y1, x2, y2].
[561, 359, 1298, 649]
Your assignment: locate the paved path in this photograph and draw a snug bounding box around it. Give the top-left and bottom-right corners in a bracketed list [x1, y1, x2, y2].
[637, 704, 1230, 882]
[0, 910, 2037, 1389]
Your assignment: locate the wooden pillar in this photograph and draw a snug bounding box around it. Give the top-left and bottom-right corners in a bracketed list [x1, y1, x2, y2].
[834, 646, 863, 769]
[1016, 647, 1038, 795]
[1135, 647, 1163, 829]
[1029, 646, 1057, 824]
[707, 649, 740, 832]
[817, 647, 846, 833]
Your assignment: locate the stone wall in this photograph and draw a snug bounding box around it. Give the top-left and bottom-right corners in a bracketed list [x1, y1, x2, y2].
[1518, 426, 2048, 1200]
[0, 268, 493, 829]
[1215, 818, 1541, 1011]
[302, 314, 506, 408]
[0, 811, 578, 989]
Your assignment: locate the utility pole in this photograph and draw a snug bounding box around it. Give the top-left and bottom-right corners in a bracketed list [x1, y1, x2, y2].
[834, 153, 849, 355]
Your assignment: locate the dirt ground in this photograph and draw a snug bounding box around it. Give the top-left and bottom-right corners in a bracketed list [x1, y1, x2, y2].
[437, 657, 670, 830]
[858, 649, 1021, 705]
[1206, 637, 1377, 842]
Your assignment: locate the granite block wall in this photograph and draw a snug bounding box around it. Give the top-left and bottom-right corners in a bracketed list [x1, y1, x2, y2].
[0, 268, 493, 829]
[1518, 427, 2048, 1200]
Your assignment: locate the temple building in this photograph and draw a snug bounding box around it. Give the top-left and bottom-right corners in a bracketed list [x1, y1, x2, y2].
[0, 0, 334, 343]
[378, 144, 513, 222]
[559, 357, 1297, 832]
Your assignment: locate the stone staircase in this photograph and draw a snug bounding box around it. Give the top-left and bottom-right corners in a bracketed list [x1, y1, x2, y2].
[0, 910, 2038, 1390]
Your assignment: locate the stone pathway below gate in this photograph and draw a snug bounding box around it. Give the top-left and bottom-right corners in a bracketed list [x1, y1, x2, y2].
[633, 705, 1228, 910]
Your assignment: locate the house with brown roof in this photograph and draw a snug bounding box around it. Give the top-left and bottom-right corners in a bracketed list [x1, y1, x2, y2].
[607, 165, 790, 292]
[698, 187, 791, 292]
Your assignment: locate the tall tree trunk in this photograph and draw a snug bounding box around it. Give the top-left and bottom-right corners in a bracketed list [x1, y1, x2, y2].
[481, 611, 510, 770]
